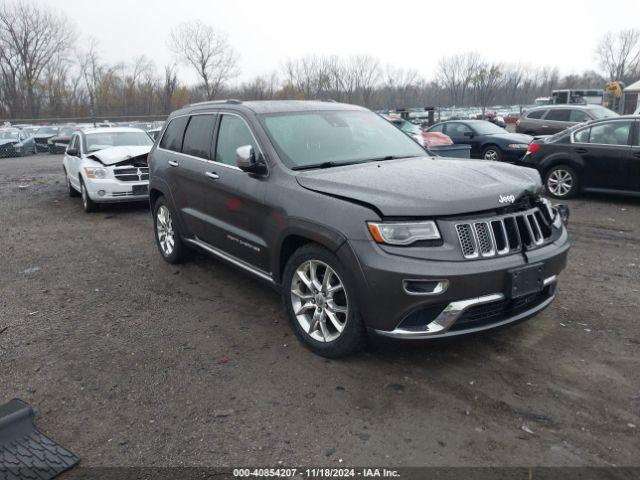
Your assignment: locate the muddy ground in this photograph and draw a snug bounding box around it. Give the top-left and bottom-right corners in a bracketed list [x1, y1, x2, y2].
[1, 154, 639, 468]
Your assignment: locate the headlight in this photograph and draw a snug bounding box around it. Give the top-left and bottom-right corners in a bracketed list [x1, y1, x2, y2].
[84, 167, 107, 179]
[367, 221, 441, 245]
[507, 143, 529, 149]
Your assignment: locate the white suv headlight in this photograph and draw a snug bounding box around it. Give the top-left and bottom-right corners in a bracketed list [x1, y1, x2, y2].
[84, 167, 107, 179]
[367, 221, 441, 246]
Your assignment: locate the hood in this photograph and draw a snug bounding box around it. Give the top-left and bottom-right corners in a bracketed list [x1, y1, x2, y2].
[85, 145, 152, 165]
[486, 132, 533, 143]
[0, 139, 18, 147]
[49, 135, 71, 142]
[295, 157, 542, 217]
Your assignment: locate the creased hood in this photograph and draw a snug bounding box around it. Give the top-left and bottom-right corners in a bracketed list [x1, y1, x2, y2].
[295, 157, 542, 217]
[86, 145, 152, 165]
[0, 139, 18, 147]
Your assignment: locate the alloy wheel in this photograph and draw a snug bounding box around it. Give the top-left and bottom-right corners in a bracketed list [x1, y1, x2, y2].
[547, 169, 573, 197]
[290, 260, 348, 343]
[156, 205, 175, 256]
[484, 149, 498, 161]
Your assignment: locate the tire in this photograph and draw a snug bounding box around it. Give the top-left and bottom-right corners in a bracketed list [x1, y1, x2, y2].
[80, 178, 98, 212]
[153, 196, 188, 264]
[482, 146, 502, 161]
[65, 169, 79, 197]
[282, 244, 366, 358]
[544, 164, 579, 199]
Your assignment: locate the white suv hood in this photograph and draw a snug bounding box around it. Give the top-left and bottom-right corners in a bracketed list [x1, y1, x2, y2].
[85, 146, 152, 165]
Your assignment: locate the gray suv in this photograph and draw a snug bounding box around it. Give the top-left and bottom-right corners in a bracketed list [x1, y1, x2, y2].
[149, 100, 570, 357]
[517, 104, 618, 135]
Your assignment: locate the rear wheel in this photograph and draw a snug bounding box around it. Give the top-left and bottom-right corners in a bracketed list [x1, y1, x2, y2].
[283, 244, 366, 358]
[153, 196, 188, 264]
[545, 165, 579, 199]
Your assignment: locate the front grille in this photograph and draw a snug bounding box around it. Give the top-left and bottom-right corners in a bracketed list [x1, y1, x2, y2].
[455, 207, 552, 259]
[450, 286, 553, 332]
[114, 167, 149, 182]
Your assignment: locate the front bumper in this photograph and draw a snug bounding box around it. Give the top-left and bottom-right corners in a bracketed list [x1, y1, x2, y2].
[339, 228, 569, 336]
[84, 178, 149, 203]
[502, 148, 528, 162]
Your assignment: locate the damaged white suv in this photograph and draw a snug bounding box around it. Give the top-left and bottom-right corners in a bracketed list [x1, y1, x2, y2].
[63, 127, 153, 212]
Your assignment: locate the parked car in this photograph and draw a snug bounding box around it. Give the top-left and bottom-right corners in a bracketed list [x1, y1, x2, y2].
[34, 126, 61, 152]
[62, 127, 154, 212]
[426, 120, 532, 161]
[516, 105, 618, 136]
[504, 112, 520, 124]
[0, 128, 37, 157]
[383, 115, 453, 147]
[148, 100, 570, 357]
[47, 126, 78, 154]
[519, 116, 640, 199]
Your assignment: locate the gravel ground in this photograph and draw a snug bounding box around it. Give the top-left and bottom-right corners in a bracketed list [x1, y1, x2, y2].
[1, 154, 639, 468]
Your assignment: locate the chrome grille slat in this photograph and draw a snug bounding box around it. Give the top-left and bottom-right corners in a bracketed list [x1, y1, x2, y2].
[455, 207, 552, 260]
[114, 166, 149, 182]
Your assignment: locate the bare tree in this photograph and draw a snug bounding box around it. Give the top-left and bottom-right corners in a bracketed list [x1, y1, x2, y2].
[596, 29, 640, 83]
[472, 63, 504, 115]
[169, 20, 239, 100]
[162, 64, 179, 113]
[436, 52, 481, 106]
[0, 0, 74, 117]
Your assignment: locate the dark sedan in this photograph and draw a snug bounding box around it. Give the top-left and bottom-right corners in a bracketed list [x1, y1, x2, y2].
[518, 116, 640, 199]
[427, 120, 532, 162]
[47, 126, 78, 153]
[0, 128, 37, 157]
[33, 126, 61, 152]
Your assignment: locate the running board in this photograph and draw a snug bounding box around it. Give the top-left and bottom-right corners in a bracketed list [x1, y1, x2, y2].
[185, 237, 274, 284]
[0, 399, 79, 479]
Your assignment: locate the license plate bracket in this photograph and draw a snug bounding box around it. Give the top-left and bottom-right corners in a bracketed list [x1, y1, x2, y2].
[509, 263, 544, 299]
[132, 185, 148, 196]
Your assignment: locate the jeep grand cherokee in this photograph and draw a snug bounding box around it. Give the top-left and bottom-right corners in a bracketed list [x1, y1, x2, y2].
[148, 100, 570, 357]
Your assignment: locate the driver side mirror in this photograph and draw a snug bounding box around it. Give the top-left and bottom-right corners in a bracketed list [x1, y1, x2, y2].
[66, 147, 79, 157]
[236, 145, 266, 174]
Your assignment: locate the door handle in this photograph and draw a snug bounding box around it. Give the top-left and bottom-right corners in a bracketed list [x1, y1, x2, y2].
[205, 171, 219, 180]
[574, 148, 588, 154]
[168, 160, 179, 167]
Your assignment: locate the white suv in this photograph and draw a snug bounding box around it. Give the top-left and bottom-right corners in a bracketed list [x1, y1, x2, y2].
[63, 127, 153, 212]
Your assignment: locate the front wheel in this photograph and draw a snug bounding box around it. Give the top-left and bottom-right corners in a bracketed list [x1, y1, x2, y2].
[80, 179, 98, 212]
[482, 146, 502, 161]
[283, 244, 366, 358]
[545, 165, 579, 199]
[65, 170, 79, 197]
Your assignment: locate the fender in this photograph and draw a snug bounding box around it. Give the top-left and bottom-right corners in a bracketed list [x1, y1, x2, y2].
[538, 152, 585, 175]
[148, 176, 190, 236]
[271, 217, 348, 284]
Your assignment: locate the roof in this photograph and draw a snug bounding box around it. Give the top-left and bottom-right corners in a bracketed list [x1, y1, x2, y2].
[82, 127, 146, 135]
[526, 104, 601, 111]
[182, 99, 366, 116]
[624, 79, 640, 92]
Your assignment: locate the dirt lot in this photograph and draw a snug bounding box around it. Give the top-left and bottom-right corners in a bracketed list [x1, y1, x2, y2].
[1, 154, 639, 468]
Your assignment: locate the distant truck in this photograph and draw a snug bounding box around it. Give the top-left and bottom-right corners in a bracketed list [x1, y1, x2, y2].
[551, 89, 603, 105]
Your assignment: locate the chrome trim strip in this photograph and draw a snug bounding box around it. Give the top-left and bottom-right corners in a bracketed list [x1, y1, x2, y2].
[402, 279, 449, 296]
[184, 237, 274, 283]
[376, 275, 558, 339]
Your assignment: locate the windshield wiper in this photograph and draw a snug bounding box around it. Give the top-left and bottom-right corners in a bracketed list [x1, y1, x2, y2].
[292, 161, 350, 170]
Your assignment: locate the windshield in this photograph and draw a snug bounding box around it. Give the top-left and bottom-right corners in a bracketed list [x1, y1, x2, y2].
[36, 126, 59, 135]
[0, 130, 19, 140]
[84, 131, 153, 152]
[587, 106, 619, 119]
[58, 127, 76, 136]
[472, 122, 506, 135]
[261, 110, 426, 169]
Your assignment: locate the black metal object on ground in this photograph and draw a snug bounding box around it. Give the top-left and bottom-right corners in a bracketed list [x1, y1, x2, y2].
[0, 399, 79, 480]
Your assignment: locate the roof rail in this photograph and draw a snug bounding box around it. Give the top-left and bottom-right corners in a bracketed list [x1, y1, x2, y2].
[186, 99, 243, 108]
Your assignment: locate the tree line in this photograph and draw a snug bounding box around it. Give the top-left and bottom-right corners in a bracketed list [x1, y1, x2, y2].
[1, 0, 640, 121]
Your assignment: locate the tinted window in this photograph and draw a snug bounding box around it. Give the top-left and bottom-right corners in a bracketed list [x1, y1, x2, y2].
[182, 115, 216, 159]
[429, 124, 444, 133]
[570, 110, 590, 123]
[446, 123, 473, 136]
[527, 110, 546, 119]
[215, 115, 258, 166]
[573, 128, 590, 143]
[545, 109, 571, 122]
[159, 116, 189, 152]
[587, 121, 632, 145]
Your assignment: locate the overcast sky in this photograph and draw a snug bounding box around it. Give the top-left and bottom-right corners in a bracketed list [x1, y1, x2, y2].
[37, 0, 640, 84]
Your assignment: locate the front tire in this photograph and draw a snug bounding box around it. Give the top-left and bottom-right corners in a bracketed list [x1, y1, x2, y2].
[80, 179, 98, 212]
[482, 146, 502, 161]
[283, 244, 366, 358]
[65, 169, 79, 197]
[545, 165, 579, 199]
[153, 196, 188, 264]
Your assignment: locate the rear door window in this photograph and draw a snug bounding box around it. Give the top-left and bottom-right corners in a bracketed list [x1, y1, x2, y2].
[215, 115, 259, 166]
[570, 110, 590, 123]
[527, 110, 546, 119]
[182, 115, 216, 159]
[159, 116, 189, 152]
[545, 110, 571, 122]
[587, 121, 632, 145]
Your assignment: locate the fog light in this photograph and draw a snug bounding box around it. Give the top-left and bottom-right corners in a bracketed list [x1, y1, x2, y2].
[98, 190, 106, 197]
[403, 280, 448, 296]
